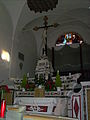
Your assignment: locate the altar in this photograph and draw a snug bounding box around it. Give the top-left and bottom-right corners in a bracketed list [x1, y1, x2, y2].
[14, 97, 68, 116]
[12, 32, 82, 120]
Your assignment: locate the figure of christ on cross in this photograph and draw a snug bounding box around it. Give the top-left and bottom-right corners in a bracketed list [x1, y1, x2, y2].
[33, 16, 59, 56]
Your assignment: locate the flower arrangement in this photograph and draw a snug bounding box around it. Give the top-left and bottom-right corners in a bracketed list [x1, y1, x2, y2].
[45, 80, 56, 91]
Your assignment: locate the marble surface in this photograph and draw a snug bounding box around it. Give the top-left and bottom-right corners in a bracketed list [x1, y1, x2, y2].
[23, 113, 78, 120]
[0, 118, 6, 120]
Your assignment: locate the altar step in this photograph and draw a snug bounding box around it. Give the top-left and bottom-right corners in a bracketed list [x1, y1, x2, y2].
[23, 114, 78, 120]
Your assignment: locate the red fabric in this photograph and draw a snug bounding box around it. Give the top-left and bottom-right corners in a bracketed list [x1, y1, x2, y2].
[0, 85, 10, 93]
[26, 105, 48, 112]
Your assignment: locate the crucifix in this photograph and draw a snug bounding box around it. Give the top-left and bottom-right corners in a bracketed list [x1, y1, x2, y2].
[33, 16, 59, 56]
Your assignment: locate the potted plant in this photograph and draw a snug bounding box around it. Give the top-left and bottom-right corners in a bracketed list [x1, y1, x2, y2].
[55, 70, 62, 93]
[21, 74, 27, 91]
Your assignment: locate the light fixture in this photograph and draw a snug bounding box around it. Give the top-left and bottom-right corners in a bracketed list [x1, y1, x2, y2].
[88, 6, 90, 9]
[27, 0, 58, 13]
[1, 50, 10, 62]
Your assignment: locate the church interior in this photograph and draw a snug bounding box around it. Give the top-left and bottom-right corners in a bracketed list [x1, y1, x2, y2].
[0, 0, 90, 120]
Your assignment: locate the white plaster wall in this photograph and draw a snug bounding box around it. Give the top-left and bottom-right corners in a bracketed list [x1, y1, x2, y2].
[0, 1, 13, 81]
[10, 30, 37, 78]
[1, 0, 25, 32]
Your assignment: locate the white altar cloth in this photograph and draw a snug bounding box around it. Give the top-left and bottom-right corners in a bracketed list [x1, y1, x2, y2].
[14, 97, 68, 116]
[14, 97, 57, 114]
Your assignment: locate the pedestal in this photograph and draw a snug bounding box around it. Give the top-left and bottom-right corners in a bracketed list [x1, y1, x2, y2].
[6, 105, 25, 120]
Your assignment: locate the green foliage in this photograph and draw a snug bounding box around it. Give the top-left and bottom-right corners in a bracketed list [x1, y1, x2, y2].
[21, 74, 27, 88]
[34, 75, 45, 87]
[55, 70, 62, 87]
[38, 75, 44, 85]
[29, 83, 35, 91]
[45, 84, 50, 91]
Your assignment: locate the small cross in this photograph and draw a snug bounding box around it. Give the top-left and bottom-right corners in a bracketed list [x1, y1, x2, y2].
[33, 16, 59, 56]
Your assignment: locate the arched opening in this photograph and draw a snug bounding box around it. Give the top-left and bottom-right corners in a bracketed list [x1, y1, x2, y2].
[55, 32, 83, 46]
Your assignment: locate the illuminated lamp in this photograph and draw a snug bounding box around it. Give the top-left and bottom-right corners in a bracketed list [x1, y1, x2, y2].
[1, 50, 10, 62]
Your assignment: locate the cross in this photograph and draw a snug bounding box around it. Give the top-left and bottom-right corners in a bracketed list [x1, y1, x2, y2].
[33, 16, 59, 56]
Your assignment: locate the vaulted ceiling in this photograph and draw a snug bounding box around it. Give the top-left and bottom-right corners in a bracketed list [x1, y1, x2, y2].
[0, 0, 90, 78]
[1, 0, 90, 52]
